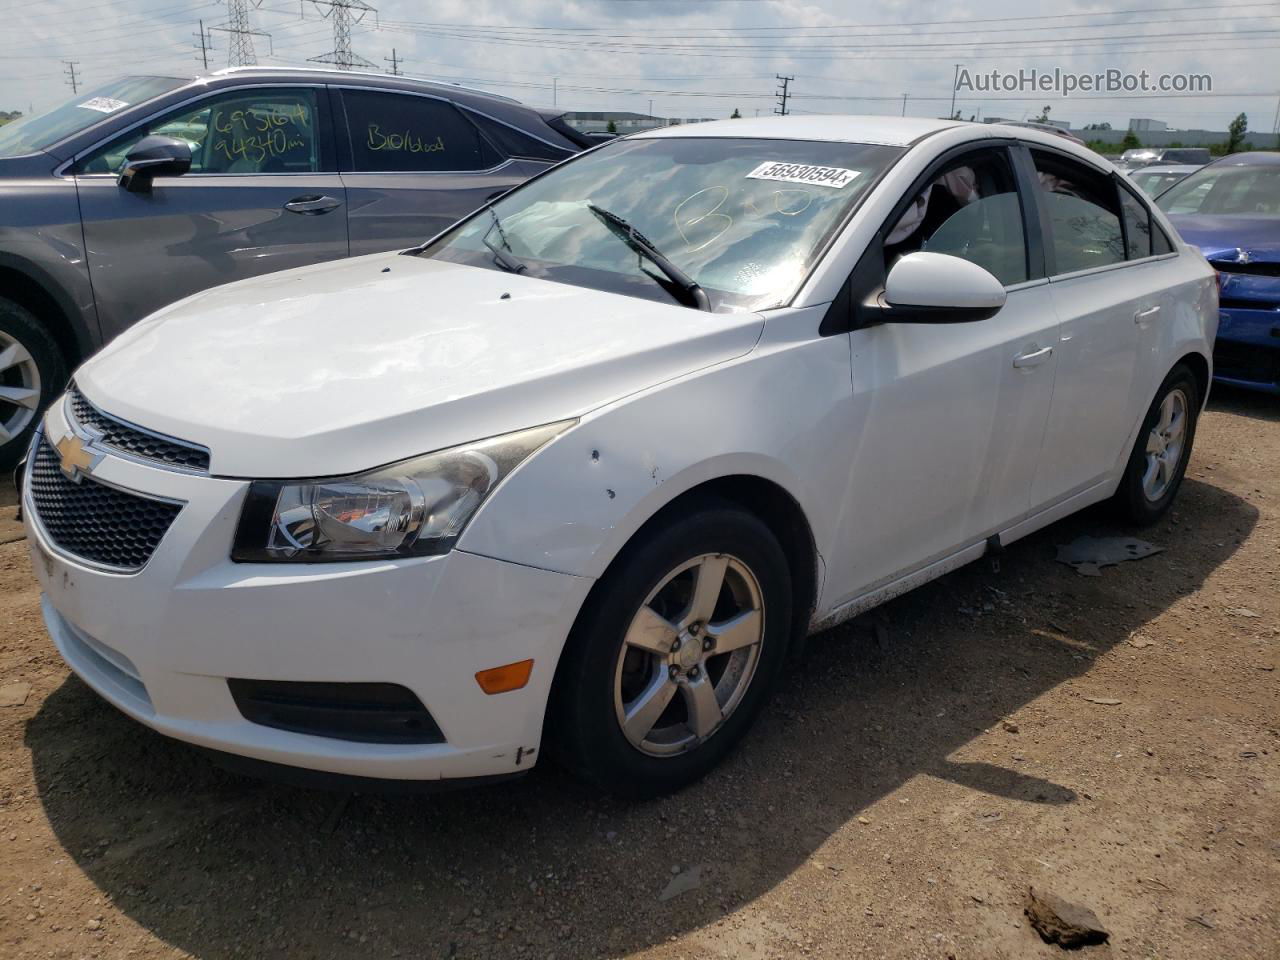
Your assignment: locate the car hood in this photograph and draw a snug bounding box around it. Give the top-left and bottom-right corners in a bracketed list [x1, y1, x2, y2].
[76, 253, 764, 477]
[1167, 214, 1280, 264]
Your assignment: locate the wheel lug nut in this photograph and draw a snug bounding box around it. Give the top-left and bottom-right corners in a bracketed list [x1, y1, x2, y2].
[703, 637, 714, 651]
[671, 638, 681, 652]
[669, 665, 680, 680]
[689, 623, 700, 636]
[689, 667, 700, 680]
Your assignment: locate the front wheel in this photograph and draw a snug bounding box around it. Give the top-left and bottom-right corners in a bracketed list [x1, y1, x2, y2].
[549, 502, 792, 798]
[0, 297, 68, 470]
[1114, 363, 1200, 524]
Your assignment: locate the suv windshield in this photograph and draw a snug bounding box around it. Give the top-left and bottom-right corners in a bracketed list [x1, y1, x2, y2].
[418, 136, 903, 312]
[0, 76, 185, 158]
[1158, 163, 1280, 216]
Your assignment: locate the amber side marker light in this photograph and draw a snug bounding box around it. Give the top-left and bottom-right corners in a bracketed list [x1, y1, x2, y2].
[475, 659, 534, 695]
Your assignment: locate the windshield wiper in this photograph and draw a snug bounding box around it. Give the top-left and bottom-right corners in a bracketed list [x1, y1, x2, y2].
[587, 204, 711, 311]
[483, 208, 527, 275]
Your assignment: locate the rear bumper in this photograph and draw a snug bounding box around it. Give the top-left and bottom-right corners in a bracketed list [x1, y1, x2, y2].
[1213, 306, 1280, 393]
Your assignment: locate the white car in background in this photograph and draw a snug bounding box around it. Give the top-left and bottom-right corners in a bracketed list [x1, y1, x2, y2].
[1128, 163, 1203, 197]
[22, 116, 1216, 797]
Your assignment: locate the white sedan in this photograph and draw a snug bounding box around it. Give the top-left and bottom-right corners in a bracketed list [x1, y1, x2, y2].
[22, 116, 1216, 797]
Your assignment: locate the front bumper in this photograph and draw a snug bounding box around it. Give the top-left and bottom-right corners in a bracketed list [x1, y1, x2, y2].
[1214, 306, 1280, 393]
[25, 403, 593, 783]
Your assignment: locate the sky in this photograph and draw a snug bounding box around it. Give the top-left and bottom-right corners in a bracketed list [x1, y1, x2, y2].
[1, 0, 1278, 133]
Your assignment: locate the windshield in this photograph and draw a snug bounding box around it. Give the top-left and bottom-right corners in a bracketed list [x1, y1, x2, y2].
[1131, 170, 1188, 197]
[418, 136, 904, 311]
[1157, 163, 1280, 216]
[0, 76, 185, 158]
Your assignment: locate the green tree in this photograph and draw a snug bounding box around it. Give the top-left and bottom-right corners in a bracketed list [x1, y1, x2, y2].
[606, 119, 617, 134]
[1225, 112, 1247, 154]
[730, 107, 741, 119]
[1121, 129, 1141, 150]
[1033, 105, 1051, 122]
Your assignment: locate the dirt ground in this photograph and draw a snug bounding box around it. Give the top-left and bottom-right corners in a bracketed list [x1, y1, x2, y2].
[0, 387, 1277, 960]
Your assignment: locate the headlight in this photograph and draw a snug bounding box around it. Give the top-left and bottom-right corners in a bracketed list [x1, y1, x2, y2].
[231, 420, 575, 563]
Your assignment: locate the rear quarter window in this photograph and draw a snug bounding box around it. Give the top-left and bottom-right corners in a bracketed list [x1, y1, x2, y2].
[341, 90, 501, 172]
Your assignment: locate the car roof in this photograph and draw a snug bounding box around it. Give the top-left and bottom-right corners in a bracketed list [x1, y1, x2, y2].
[1134, 164, 1202, 174]
[635, 115, 961, 147]
[1213, 151, 1280, 166]
[204, 66, 522, 105]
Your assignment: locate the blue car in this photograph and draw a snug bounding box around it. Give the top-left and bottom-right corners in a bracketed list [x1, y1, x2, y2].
[1157, 152, 1280, 392]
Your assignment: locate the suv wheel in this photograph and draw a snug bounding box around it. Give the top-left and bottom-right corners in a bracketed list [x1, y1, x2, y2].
[0, 297, 68, 470]
[550, 501, 792, 798]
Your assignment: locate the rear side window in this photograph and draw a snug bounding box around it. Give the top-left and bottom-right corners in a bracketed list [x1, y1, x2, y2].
[1032, 150, 1125, 274]
[341, 90, 501, 172]
[79, 88, 323, 175]
[464, 110, 573, 163]
[1119, 185, 1153, 259]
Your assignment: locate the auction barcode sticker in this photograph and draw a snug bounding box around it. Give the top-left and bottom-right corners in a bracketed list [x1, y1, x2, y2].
[745, 161, 860, 188]
[78, 97, 128, 114]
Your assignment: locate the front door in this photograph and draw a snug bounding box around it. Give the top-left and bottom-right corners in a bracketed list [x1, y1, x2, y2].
[73, 85, 348, 341]
[825, 146, 1059, 606]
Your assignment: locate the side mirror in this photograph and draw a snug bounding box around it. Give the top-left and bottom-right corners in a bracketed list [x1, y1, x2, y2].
[881, 251, 1006, 323]
[118, 135, 192, 194]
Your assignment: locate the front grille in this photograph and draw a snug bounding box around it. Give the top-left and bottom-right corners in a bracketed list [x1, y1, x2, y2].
[28, 438, 183, 572]
[1213, 339, 1280, 386]
[227, 680, 446, 744]
[67, 386, 210, 472]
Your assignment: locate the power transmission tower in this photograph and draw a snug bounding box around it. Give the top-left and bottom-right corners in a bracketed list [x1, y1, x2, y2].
[193, 19, 214, 70]
[212, 0, 271, 68]
[308, 0, 378, 71]
[63, 60, 81, 94]
[384, 47, 402, 75]
[774, 75, 794, 116]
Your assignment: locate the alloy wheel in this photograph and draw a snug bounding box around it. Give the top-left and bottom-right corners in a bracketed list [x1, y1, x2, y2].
[0, 331, 41, 446]
[613, 553, 765, 756]
[1142, 387, 1188, 502]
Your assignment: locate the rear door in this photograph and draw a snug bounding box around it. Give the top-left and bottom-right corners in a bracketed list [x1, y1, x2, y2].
[334, 87, 549, 255]
[1025, 148, 1153, 507]
[73, 85, 348, 341]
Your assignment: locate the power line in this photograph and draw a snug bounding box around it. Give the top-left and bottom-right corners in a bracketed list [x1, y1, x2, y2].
[62, 60, 81, 94]
[308, 0, 377, 71]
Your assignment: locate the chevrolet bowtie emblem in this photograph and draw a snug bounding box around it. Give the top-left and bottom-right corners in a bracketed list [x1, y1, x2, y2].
[55, 434, 99, 482]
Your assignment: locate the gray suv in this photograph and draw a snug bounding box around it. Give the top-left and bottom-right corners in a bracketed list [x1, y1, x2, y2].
[0, 67, 588, 465]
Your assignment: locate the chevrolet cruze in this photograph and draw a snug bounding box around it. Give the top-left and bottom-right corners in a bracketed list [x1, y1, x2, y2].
[21, 116, 1216, 797]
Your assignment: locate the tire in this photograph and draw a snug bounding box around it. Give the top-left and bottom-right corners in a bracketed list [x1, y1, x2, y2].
[1113, 363, 1200, 524]
[549, 500, 792, 798]
[0, 297, 67, 471]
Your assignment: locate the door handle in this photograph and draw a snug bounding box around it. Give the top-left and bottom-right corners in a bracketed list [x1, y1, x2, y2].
[1134, 304, 1161, 325]
[1013, 345, 1053, 368]
[284, 195, 342, 215]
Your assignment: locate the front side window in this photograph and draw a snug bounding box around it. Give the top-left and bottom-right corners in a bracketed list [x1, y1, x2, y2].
[1032, 150, 1125, 274]
[1157, 163, 1280, 216]
[884, 149, 1028, 286]
[341, 90, 501, 173]
[78, 88, 322, 175]
[418, 136, 903, 312]
[0, 76, 185, 159]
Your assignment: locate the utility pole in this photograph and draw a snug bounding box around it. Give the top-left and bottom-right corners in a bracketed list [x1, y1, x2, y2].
[552, 77, 557, 106]
[309, 0, 378, 71]
[194, 19, 213, 70]
[63, 60, 80, 94]
[775, 75, 794, 116]
[901, 93, 908, 117]
[949, 63, 960, 119]
[212, 0, 271, 67]
[384, 47, 402, 75]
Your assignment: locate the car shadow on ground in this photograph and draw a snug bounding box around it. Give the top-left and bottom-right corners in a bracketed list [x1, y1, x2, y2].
[23, 474, 1258, 959]
[1207, 383, 1280, 423]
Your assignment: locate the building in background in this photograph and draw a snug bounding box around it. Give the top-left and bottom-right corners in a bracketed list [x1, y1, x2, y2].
[1129, 118, 1170, 132]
